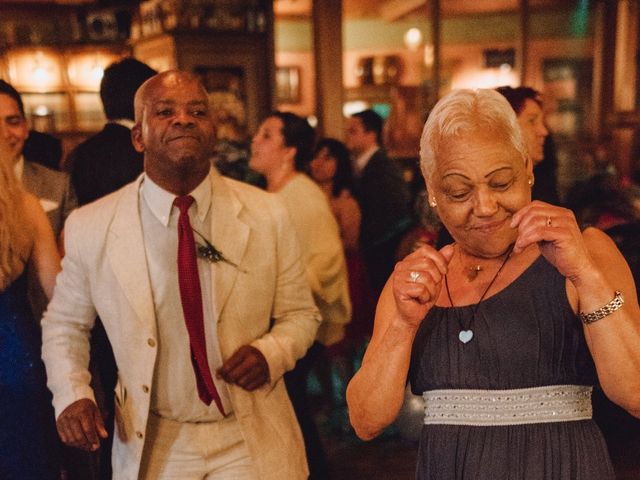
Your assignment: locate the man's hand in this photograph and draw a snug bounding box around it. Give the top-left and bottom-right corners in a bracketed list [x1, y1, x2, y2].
[217, 345, 270, 391]
[56, 398, 108, 451]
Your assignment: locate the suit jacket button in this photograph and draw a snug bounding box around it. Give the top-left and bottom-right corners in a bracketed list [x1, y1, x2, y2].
[142, 385, 149, 393]
[147, 338, 156, 347]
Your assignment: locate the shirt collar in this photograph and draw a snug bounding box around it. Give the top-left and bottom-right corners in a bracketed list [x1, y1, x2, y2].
[13, 155, 24, 180]
[141, 173, 211, 227]
[110, 118, 135, 130]
[354, 146, 379, 176]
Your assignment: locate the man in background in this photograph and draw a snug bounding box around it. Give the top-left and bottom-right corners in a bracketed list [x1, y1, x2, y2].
[345, 109, 411, 293]
[0, 79, 76, 240]
[67, 57, 157, 205]
[24, 129, 63, 171]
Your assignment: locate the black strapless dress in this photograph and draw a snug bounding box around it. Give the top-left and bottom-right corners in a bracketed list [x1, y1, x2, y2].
[409, 256, 615, 479]
[0, 273, 59, 479]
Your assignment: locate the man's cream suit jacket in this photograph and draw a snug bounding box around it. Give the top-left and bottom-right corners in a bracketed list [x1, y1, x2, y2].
[42, 169, 321, 480]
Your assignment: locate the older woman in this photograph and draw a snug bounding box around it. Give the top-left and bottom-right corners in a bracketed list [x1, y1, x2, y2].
[0, 129, 61, 477]
[347, 89, 640, 479]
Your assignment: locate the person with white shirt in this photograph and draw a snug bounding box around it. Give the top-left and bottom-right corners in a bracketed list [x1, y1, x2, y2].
[345, 109, 411, 293]
[41, 70, 320, 480]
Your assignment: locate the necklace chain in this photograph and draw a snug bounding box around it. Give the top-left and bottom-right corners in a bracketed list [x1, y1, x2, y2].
[444, 244, 515, 342]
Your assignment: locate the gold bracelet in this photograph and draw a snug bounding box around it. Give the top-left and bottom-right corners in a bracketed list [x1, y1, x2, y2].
[579, 291, 624, 325]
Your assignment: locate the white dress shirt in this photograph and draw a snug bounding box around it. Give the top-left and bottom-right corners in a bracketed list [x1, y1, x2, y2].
[140, 174, 232, 422]
[111, 118, 135, 130]
[353, 145, 379, 177]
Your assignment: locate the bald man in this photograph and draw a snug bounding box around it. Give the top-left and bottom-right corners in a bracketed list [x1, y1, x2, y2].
[41, 71, 320, 480]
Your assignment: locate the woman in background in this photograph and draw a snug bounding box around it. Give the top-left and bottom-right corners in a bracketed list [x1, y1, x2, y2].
[251, 113, 351, 479]
[310, 138, 376, 343]
[496, 85, 560, 204]
[0, 128, 62, 478]
[310, 138, 361, 250]
[309, 138, 376, 429]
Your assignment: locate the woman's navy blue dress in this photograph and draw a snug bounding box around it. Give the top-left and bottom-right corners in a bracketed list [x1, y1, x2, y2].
[0, 273, 60, 479]
[409, 256, 615, 479]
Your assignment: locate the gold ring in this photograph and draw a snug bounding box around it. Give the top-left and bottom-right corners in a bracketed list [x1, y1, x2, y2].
[546, 216, 552, 227]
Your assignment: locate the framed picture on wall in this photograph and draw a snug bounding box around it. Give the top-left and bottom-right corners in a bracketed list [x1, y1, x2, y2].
[543, 58, 592, 137]
[275, 66, 300, 104]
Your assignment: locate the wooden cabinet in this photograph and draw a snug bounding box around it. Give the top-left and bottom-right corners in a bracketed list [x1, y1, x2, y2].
[2, 46, 129, 138]
[132, 0, 274, 135]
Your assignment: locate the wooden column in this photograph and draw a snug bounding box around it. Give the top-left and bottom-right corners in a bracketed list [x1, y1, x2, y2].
[590, 0, 617, 138]
[609, 0, 639, 177]
[312, 0, 343, 139]
[428, 0, 441, 103]
[518, 0, 529, 85]
[613, 0, 637, 112]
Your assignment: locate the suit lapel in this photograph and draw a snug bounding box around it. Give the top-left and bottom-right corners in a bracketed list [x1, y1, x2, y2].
[21, 161, 41, 193]
[209, 172, 249, 319]
[106, 177, 156, 328]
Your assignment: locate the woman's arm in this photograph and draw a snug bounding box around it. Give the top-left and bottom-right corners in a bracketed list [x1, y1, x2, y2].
[346, 244, 453, 440]
[511, 201, 640, 416]
[24, 192, 61, 300]
[346, 284, 420, 440]
[571, 228, 640, 416]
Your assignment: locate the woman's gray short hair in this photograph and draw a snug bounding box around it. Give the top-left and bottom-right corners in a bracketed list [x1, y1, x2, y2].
[419, 88, 527, 179]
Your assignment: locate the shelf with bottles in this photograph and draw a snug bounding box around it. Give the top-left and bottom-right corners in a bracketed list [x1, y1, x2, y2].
[1, 46, 128, 134]
[132, 0, 268, 40]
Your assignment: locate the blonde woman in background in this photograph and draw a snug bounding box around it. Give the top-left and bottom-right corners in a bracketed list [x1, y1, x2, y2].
[0, 128, 61, 478]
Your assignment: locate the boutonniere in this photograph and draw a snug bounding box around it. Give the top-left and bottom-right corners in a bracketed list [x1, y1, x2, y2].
[192, 228, 245, 271]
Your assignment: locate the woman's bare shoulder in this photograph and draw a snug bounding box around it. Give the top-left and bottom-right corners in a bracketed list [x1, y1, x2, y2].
[582, 226, 620, 253]
[21, 191, 49, 227]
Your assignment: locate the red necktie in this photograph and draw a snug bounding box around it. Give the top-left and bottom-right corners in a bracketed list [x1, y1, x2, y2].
[174, 195, 225, 415]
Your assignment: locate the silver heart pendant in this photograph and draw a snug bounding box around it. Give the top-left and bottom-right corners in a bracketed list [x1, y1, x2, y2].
[459, 330, 473, 344]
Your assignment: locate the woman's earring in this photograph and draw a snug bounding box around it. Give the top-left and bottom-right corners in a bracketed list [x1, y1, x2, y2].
[528, 177, 535, 187]
[429, 199, 437, 207]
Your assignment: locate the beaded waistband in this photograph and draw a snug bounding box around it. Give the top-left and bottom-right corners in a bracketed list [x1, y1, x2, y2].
[422, 385, 592, 426]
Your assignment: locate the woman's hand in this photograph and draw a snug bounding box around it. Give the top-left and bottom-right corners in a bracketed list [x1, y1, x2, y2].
[392, 243, 454, 328]
[511, 200, 594, 284]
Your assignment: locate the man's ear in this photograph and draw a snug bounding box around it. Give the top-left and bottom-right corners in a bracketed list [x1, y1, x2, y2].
[131, 124, 145, 153]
